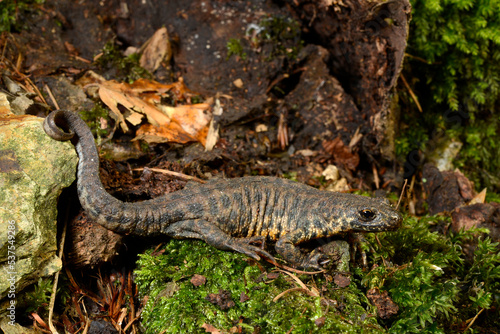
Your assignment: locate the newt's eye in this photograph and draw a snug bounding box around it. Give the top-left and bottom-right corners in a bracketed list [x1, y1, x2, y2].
[359, 209, 376, 221]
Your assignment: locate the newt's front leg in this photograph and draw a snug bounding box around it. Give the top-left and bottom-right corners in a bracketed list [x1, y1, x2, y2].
[275, 231, 325, 270]
[163, 219, 275, 263]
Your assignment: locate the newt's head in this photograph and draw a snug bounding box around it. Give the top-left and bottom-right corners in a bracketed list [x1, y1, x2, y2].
[337, 194, 402, 232]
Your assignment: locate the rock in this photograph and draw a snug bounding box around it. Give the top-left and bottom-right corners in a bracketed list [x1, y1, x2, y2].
[0, 110, 77, 302]
[426, 137, 463, 172]
[423, 164, 475, 215]
[451, 203, 500, 242]
[88, 319, 119, 334]
[40, 76, 95, 113]
[285, 45, 361, 151]
[0, 316, 38, 334]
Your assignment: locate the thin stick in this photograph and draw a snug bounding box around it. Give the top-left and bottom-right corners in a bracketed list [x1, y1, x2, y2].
[267, 258, 325, 275]
[48, 214, 68, 334]
[44, 84, 60, 110]
[396, 178, 408, 211]
[404, 53, 431, 64]
[27, 78, 48, 105]
[400, 74, 423, 113]
[133, 167, 206, 184]
[372, 163, 380, 189]
[464, 308, 484, 333]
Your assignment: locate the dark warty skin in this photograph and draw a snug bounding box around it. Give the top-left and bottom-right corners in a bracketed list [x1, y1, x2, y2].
[43, 109, 402, 269]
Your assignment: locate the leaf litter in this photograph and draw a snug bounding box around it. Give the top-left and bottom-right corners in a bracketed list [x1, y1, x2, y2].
[77, 70, 212, 147]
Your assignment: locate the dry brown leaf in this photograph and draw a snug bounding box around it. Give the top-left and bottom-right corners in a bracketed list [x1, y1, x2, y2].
[134, 103, 211, 145]
[201, 323, 222, 334]
[139, 27, 171, 72]
[204, 118, 219, 151]
[79, 72, 212, 145]
[322, 137, 360, 171]
[98, 80, 171, 131]
[126, 111, 144, 126]
[470, 188, 487, 205]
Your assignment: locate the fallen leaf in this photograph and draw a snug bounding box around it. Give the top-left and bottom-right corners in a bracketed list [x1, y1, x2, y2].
[240, 292, 250, 303]
[191, 274, 207, 287]
[205, 290, 235, 310]
[314, 317, 326, 328]
[79, 71, 212, 145]
[469, 188, 487, 205]
[322, 137, 359, 171]
[295, 149, 316, 157]
[367, 288, 399, 319]
[201, 323, 222, 334]
[233, 78, 244, 88]
[139, 27, 172, 72]
[134, 103, 211, 145]
[333, 273, 350, 288]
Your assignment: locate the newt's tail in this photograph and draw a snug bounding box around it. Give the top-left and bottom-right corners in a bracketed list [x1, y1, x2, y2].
[43, 110, 146, 234]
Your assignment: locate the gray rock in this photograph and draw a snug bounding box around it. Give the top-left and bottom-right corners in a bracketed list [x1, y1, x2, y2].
[0, 111, 77, 302]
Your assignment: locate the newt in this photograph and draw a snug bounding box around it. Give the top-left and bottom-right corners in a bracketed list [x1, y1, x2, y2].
[43, 109, 402, 269]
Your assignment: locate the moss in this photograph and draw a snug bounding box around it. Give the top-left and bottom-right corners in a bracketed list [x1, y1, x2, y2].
[135, 240, 386, 333]
[23, 278, 53, 313]
[95, 40, 152, 83]
[226, 38, 247, 60]
[363, 215, 500, 333]
[0, 0, 44, 32]
[398, 0, 500, 190]
[79, 104, 110, 142]
[282, 171, 298, 182]
[485, 191, 500, 203]
[227, 15, 303, 63]
[258, 16, 303, 61]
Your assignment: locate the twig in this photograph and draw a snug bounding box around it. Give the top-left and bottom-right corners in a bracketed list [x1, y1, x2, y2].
[133, 167, 206, 184]
[26, 77, 48, 105]
[44, 84, 60, 110]
[404, 52, 431, 64]
[272, 269, 320, 302]
[374, 235, 388, 267]
[82, 318, 90, 334]
[400, 74, 422, 113]
[74, 55, 92, 64]
[32, 312, 51, 332]
[372, 163, 380, 189]
[48, 208, 68, 334]
[273, 287, 316, 302]
[265, 67, 305, 94]
[122, 315, 141, 333]
[266, 258, 325, 275]
[277, 112, 289, 150]
[396, 178, 408, 210]
[464, 308, 484, 332]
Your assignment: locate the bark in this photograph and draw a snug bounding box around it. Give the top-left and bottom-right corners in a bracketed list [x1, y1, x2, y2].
[287, 0, 411, 161]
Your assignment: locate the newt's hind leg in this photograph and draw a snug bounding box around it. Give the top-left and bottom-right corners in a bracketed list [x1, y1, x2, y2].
[163, 220, 274, 263]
